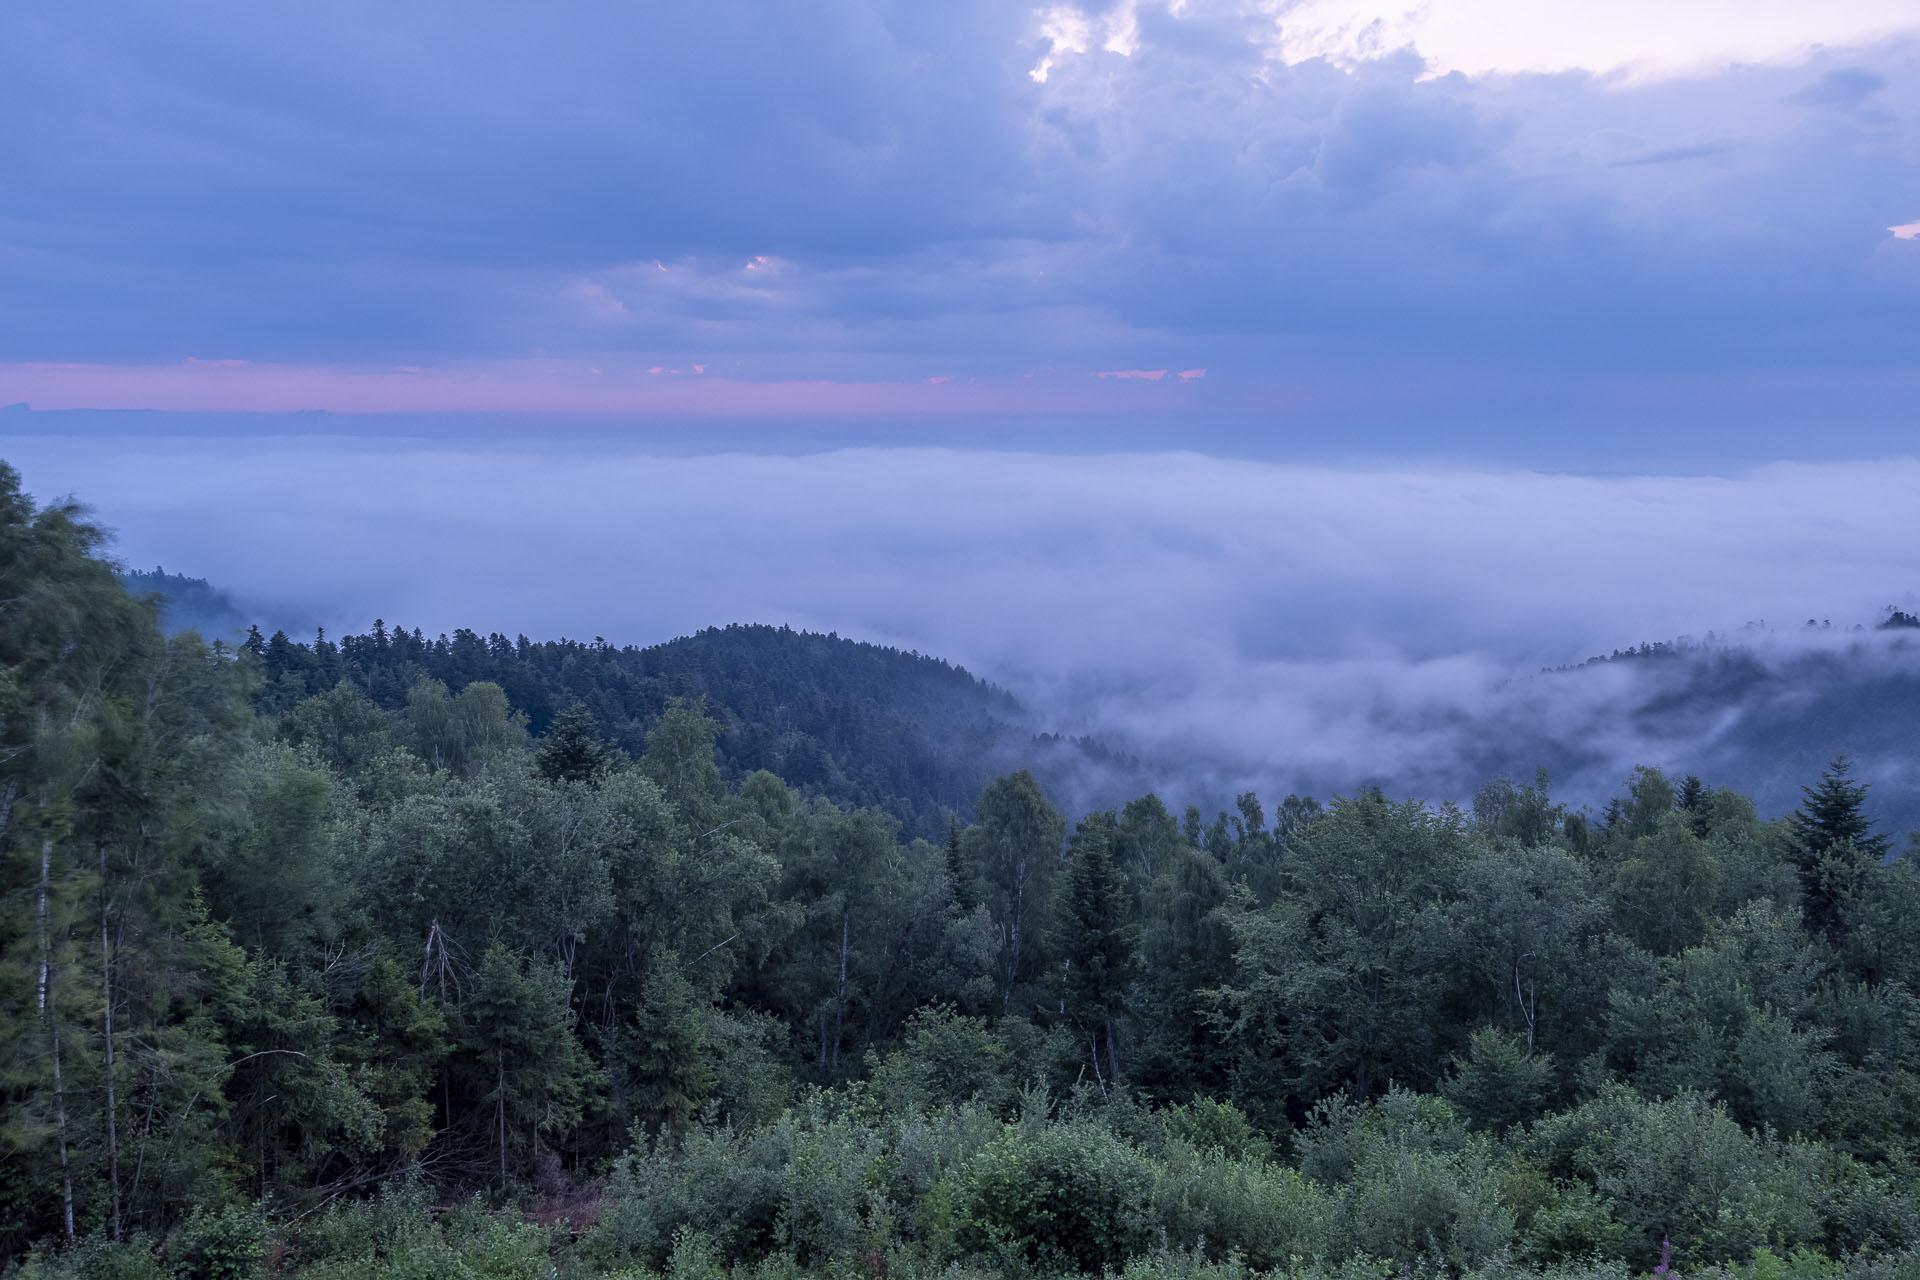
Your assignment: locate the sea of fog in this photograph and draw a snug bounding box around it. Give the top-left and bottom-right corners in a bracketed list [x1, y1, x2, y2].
[11, 426, 1920, 826]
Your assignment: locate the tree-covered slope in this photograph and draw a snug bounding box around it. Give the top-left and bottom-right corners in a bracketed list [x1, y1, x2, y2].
[1524, 626, 1920, 835]
[118, 567, 251, 640]
[10, 461, 1920, 1278]
[238, 619, 1047, 838]
[154, 579, 1920, 839]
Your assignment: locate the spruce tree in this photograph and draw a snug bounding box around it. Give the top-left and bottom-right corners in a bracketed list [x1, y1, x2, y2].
[535, 700, 616, 783]
[1789, 756, 1890, 942]
[1056, 811, 1134, 1086]
[1790, 756, 1890, 862]
[464, 945, 598, 1186]
[618, 948, 715, 1137]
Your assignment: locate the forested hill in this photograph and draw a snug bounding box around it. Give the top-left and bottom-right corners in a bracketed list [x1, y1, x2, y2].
[1510, 621, 1920, 835]
[118, 567, 251, 639]
[12, 461, 1920, 1279]
[192, 595, 1920, 839]
[236, 619, 1049, 837]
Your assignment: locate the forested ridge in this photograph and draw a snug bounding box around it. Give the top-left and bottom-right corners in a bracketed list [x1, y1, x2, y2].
[134, 572, 1920, 840]
[228, 613, 1040, 841]
[9, 462, 1920, 1280]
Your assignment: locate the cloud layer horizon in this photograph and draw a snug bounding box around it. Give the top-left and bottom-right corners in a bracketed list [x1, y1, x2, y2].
[3, 1, 1917, 429]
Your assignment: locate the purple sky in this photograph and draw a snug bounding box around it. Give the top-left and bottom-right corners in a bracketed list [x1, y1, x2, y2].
[3, 1, 1918, 435]
[7, 2, 1920, 811]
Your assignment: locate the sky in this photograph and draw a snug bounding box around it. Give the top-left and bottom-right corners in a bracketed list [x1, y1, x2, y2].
[2, 0, 1918, 433]
[6, 1, 1920, 815]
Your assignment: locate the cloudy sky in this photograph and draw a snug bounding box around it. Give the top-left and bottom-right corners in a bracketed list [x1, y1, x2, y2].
[3, 0, 1918, 434]
[7, 2, 1920, 813]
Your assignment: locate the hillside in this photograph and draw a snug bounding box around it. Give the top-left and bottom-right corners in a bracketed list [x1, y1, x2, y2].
[147, 577, 1920, 840]
[119, 566, 252, 639]
[1523, 624, 1920, 836]
[239, 619, 1058, 838]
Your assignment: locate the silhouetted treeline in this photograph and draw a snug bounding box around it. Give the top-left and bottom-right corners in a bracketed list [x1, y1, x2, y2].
[8, 462, 1920, 1280]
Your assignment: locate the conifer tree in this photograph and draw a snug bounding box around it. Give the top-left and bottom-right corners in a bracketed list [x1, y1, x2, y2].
[536, 700, 617, 783]
[463, 945, 598, 1186]
[1790, 756, 1890, 862]
[1789, 756, 1890, 942]
[1055, 811, 1134, 1086]
[618, 948, 715, 1137]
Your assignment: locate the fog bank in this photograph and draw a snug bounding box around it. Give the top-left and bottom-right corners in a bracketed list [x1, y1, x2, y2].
[12, 435, 1920, 824]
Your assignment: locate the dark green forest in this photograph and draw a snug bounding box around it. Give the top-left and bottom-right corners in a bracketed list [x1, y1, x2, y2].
[230, 609, 1042, 842]
[8, 461, 1920, 1280]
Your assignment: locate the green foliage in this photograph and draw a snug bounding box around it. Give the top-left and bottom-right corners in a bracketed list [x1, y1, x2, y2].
[1219, 792, 1467, 1110]
[401, 679, 524, 778]
[1056, 810, 1135, 1083]
[462, 944, 599, 1182]
[1792, 757, 1892, 865]
[1525, 1086, 1824, 1268]
[618, 948, 718, 1138]
[291, 1180, 566, 1280]
[1147, 1139, 1332, 1269]
[11, 460, 1920, 1280]
[961, 770, 1066, 1016]
[957, 1120, 1155, 1272]
[535, 699, 620, 783]
[1444, 1028, 1556, 1133]
[174, 1203, 265, 1280]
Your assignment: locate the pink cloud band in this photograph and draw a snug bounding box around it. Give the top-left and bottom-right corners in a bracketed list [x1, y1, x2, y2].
[0, 360, 1216, 416]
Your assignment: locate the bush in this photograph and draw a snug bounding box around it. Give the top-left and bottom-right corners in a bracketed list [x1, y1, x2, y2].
[1525, 1086, 1819, 1267]
[1520, 1182, 1624, 1265]
[1338, 1141, 1514, 1273]
[173, 1204, 265, 1280]
[586, 1122, 791, 1269]
[957, 1120, 1154, 1273]
[291, 1183, 564, 1280]
[1295, 1089, 1514, 1272]
[1150, 1141, 1333, 1269]
[776, 1110, 887, 1264]
[3, 1238, 170, 1280]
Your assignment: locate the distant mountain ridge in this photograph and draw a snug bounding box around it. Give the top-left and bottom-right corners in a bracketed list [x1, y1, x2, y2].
[140, 571, 1920, 841]
[119, 567, 252, 640]
[239, 618, 1078, 838]
[1528, 623, 1920, 835]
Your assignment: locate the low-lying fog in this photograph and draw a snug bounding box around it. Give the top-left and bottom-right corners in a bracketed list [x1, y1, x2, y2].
[13, 432, 1920, 831]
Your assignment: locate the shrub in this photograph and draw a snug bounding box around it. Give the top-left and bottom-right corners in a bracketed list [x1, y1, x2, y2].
[957, 1120, 1154, 1272]
[1150, 1141, 1334, 1269]
[1525, 1086, 1819, 1267]
[173, 1204, 265, 1280]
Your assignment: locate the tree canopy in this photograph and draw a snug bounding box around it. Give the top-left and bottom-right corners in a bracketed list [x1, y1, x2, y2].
[6, 461, 1920, 1280]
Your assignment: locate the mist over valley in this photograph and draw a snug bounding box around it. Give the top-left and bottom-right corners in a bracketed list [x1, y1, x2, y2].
[39, 434, 1920, 838]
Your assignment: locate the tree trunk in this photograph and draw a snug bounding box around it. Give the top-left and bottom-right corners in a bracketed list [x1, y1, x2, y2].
[1003, 858, 1026, 1014]
[497, 1051, 509, 1188]
[831, 909, 849, 1079]
[37, 813, 76, 1242]
[101, 843, 121, 1240]
[49, 1007, 75, 1242]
